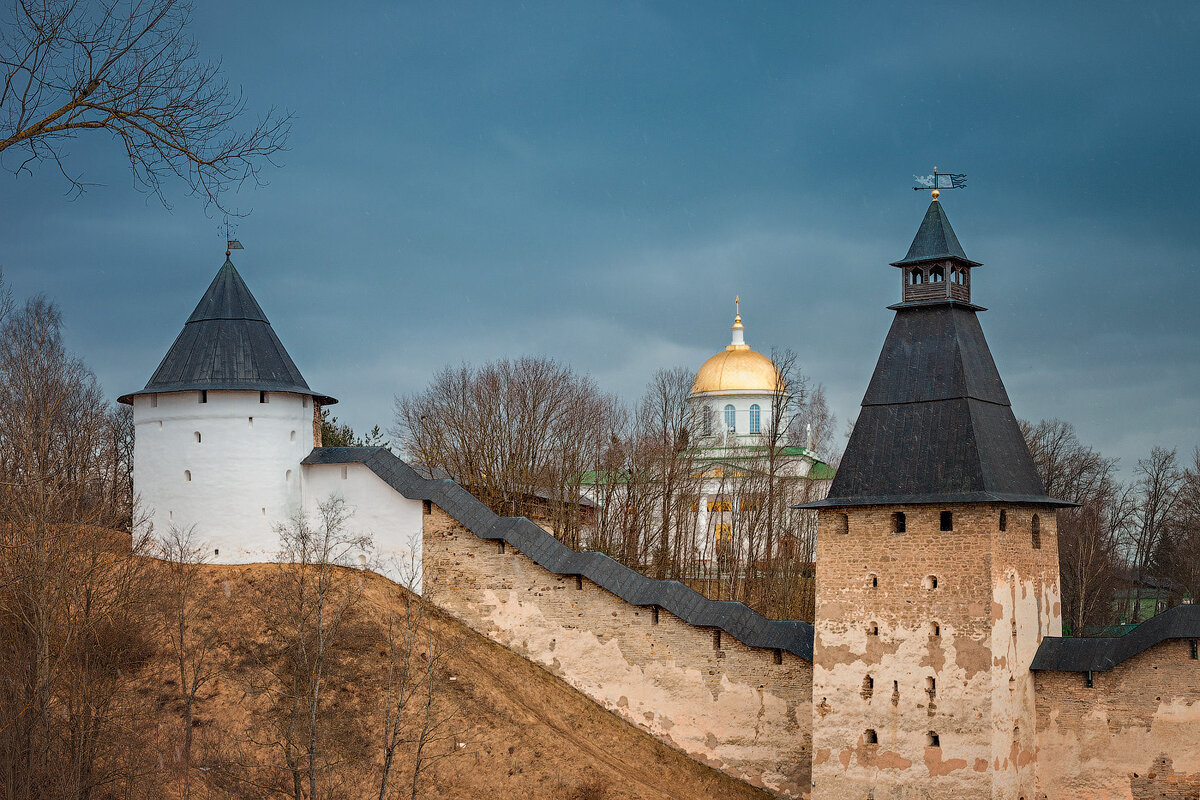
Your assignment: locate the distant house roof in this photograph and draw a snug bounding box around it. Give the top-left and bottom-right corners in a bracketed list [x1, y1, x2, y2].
[801, 202, 1070, 510]
[303, 446, 815, 660]
[1031, 604, 1200, 672]
[119, 259, 336, 405]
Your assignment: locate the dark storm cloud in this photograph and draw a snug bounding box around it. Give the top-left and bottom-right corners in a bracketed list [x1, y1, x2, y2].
[2, 1, 1197, 474]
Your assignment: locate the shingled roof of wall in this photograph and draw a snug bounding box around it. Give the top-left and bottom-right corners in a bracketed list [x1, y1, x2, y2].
[1031, 604, 1200, 672]
[302, 446, 816, 660]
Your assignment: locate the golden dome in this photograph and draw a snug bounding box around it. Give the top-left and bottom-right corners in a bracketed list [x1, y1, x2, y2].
[691, 301, 781, 395]
[691, 348, 781, 395]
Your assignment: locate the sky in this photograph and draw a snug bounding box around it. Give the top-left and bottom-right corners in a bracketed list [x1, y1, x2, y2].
[2, 2, 1198, 477]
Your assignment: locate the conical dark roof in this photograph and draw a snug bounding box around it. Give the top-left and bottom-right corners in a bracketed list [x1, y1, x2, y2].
[118, 259, 336, 405]
[891, 200, 982, 267]
[804, 204, 1069, 509]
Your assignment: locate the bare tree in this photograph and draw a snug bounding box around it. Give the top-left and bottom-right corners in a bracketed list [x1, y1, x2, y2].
[1126, 446, 1184, 622]
[1, 0, 289, 208]
[1153, 448, 1200, 606]
[0, 286, 160, 800]
[247, 498, 371, 800]
[394, 357, 622, 546]
[1021, 419, 1132, 634]
[158, 524, 217, 798]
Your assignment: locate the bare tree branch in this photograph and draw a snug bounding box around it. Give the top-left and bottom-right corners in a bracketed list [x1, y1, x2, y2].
[0, 0, 291, 210]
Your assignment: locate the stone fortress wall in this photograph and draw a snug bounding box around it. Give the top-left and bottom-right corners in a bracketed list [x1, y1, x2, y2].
[423, 505, 814, 798]
[307, 446, 1200, 800]
[1032, 636, 1200, 799]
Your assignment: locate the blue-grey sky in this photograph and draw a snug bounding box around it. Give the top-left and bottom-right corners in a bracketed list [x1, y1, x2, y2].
[3, 2, 1198, 475]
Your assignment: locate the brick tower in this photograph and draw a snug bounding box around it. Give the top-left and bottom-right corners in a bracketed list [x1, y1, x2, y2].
[803, 197, 1071, 799]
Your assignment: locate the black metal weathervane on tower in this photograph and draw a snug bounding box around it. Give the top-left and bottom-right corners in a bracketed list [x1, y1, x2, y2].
[913, 166, 967, 200]
[220, 218, 244, 258]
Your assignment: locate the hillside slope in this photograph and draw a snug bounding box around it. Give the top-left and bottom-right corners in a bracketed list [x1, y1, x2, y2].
[164, 562, 772, 800]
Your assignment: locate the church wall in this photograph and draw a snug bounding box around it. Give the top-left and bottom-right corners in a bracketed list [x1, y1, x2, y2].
[302, 462, 424, 588]
[422, 505, 814, 799]
[1033, 639, 1200, 800]
[131, 389, 313, 561]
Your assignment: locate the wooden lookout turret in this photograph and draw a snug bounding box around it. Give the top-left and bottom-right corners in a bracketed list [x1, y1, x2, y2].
[890, 197, 981, 305]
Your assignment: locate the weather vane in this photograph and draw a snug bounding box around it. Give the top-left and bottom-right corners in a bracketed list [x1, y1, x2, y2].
[220, 219, 244, 258]
[913, 166, 967, 200]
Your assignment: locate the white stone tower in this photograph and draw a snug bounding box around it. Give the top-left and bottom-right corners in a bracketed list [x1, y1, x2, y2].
[119, 257, 336, 561]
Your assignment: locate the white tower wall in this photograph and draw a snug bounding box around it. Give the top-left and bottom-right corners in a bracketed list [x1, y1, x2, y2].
[132, 389, 314, 561]
[302, 462, 425, 591]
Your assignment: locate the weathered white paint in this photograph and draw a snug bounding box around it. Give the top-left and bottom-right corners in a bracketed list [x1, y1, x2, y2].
[132, 389, 313, 561]
[302, 462, 424, 590]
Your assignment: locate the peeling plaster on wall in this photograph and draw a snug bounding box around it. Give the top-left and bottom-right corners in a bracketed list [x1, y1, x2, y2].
[422, 507, 813, 798]
[810, 504, 1059, 800]
[1034, 639, 1200, 800]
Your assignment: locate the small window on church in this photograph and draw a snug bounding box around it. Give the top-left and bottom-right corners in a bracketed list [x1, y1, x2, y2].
[892, 512, 906, 534]
[651, 606, 660, 625]
[930, 621, 941, 637]
[926, 676, 936, 695]
[724, 404, 736, 433]
[575, 575, 583, 590]
[150, 394, 158, 408]
[1032, 514, 1042, 549]
[749, 404, 760, 434]
[836, 512, 849, 534]
[199, 390, 207, 404]
[940, 510, 953, 531]
[999, 509, 1008, 531]
[927, 732, 940, 748]
[193, 431, 201, 443]
[868, 622, 879, 636]
[290, 430, 296, 441]
[702, 406, 712, 436]
[862, 674, 874, 698]
[924, 575, 938, 590]
[713, 630, 722, 651]
[184, 470, 191, 482]
[773, 648, 783, 665]
[869, 573, 878, 589]
[422, 499, 432, 515]
[285, 470, 292, 483]
[259, 391, 268, 404]
[864, 729, 878, 745]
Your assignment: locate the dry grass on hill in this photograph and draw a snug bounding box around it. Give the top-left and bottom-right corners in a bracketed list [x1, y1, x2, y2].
[154, 561, 770, 800]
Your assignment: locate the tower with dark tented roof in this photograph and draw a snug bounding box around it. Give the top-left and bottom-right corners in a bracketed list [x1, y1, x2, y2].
[804, 198, 1071, 800]
[120, 257, 337, 562]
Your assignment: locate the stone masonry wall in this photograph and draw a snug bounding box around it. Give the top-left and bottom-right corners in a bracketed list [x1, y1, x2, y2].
[810, 504, 1059, 800]
[422, 505, 814, 798]
[1034, 638, 1200, 800]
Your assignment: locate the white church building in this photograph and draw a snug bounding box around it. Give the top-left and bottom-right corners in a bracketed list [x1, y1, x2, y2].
[119, 257, 425, 580]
